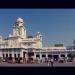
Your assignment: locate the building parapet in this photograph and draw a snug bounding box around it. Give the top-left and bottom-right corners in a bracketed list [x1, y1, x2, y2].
[42, 46, 67, 50]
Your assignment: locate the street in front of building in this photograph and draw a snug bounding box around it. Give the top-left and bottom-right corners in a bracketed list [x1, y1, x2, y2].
[0, 62, 75, 67]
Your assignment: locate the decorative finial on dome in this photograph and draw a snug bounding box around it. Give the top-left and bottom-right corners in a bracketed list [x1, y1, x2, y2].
[36, 32, 42, 38]
[37, 32, 42, 35]
[16, 17, 24, 23]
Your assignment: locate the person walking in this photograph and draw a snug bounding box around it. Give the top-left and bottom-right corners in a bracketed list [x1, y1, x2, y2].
[48, 59, 50, 66]
[50, 58, 53, 67]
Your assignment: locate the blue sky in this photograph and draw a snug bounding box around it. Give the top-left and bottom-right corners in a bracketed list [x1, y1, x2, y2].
[0, 9, 75, 47]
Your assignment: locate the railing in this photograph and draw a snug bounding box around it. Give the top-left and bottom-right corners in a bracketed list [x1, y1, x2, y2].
[33, 49, 75, 53]
[22, 38, 34, 42]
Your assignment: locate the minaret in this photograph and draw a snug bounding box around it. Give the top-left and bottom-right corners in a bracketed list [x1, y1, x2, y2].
[12, 17, 26, 38]
[35, 32, 42, 48]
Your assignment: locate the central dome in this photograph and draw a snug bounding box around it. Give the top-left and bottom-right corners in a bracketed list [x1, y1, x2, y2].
[16, 17, 24, 22]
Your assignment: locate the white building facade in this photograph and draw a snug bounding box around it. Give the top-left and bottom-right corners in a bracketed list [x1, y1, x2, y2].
[0, 17, 74, 63]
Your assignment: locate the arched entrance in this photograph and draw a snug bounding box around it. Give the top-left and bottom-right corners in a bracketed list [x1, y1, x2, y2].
[48, 55, 52, 60]
[42, 55, 46, 58]
[8, 54, 12, 63]
[36, 55, 40, 58]
[36, 55, 40, 62]
[27, 52, 34, 62]
[61, 54, 65, 57]
[53, 55, 59, 61]
[60, 54, 65, 61]
[42, 54, 46, 62]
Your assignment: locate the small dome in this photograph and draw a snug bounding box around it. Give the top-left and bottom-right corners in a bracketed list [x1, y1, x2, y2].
[37, 32, 41, 34]
[36, 32, 42, 36]
[16, 17, 24, 22]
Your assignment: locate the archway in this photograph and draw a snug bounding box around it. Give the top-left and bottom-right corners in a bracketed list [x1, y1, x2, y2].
[61, 54, 65, 57]
[42, 55, 46, 57]
[36, 55, 40, 62]
[8, 54, 12, 63]
[53, 55, 59, 61]
[27, 52, 34, 62]
[48, 55, 52, 60]
[36, 55, 40, 58]
[60, 54, 65, 60]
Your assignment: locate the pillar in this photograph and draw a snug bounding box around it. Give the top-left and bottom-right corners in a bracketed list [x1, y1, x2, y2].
[12, 52, 15, 63]
[16, 53, 18, 58]
[0, 52, 3, 58]
[46, 53, 48, 59]
[59, 54, 61, 59]
[40, 53, 42, 60]
[4, 53, 6, 58]
[39, 53, 42, 63]
[0, 54, 2, 59]
[20, 51, 23, 63]
[65, 53, 68, 62]
[0, 52, 3, 62]
[65, 53, 67, 58]
[33, 53, 36, 60]
[4, 53, 6, 62]
[7, 53, 9, 57]
[25, 52, 28, 62]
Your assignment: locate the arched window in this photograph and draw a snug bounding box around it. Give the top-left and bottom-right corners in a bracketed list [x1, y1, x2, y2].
[42, 55, 46, 57]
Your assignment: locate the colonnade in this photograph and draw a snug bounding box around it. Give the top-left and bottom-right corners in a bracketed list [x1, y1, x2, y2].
[32, 52, 68, 62]
[0, 48, 74, 63]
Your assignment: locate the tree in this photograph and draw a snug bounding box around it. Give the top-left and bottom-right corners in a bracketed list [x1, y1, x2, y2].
[68, 52, 74, 59]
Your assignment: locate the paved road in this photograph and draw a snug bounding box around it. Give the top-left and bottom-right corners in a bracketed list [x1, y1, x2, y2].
[0, 62, 75, 67]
